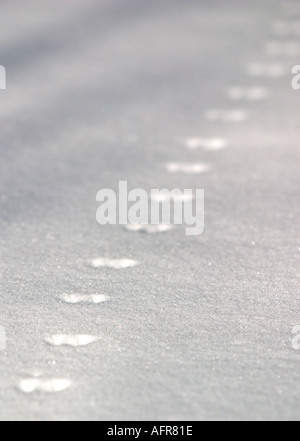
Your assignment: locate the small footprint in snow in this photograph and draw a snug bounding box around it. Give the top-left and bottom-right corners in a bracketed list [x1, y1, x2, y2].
[205, 110, 248, 123]
[18, 378, 71, 394]
[272, 20, 300, 37]
[227, 87, 269, 101]
[272, 21, 290, 36]
[57, 294, 110, 304]
[45, 335, 99, 347]
[166, 162, 211, 174]
[184, 137, 228, 151]
[151, 191, 194, 202]
[125, 224, 174, 234]
[90, 258, 140, 269]
[265, 41, 300, 57]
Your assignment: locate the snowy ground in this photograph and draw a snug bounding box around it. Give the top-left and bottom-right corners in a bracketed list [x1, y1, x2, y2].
[0, 0, 300, 421]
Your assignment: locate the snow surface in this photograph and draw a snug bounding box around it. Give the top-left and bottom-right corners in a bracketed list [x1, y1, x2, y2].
[0, 0, 299, 421]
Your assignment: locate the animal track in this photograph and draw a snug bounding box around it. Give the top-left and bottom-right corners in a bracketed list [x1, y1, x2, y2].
[90, 258, 140, 269]
[166, 162, 211, 174]
[205, 109, 248, 123]
[18, 378, 71, 394]
[184, 137, 228, 151]
[45, 335, 100, 347]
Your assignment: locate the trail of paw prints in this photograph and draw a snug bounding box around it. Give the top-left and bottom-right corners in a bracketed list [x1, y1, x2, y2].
[246, 62, 287, 78]
[18, 283, 116, 393]
[178, 12, 290, 245]
[34, 260, 140, 390]
[151, 191, 194, 202]
[20, 10, 296, 400]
